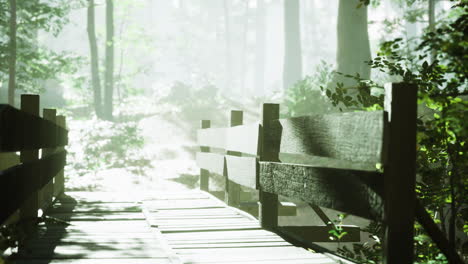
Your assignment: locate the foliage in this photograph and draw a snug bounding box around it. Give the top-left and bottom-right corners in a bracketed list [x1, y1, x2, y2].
[328, 214, 349, 241]
[67, 118, 152, 181]
[283, 61, 335, 117]
[0, 0, 84, 93]
[323, 1, 467, 263]
[337, 221, 383, 264]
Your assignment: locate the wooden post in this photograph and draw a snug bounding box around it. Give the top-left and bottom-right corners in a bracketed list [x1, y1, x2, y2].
[200, 120, 211, 192]
[41, 108, 56, 210]
[225, 110, 242, 207]
[259, 103, 279, 230]
[19, 95, 40, 225]
[383, 83, 417, 264]
[54, 115, 66, 197]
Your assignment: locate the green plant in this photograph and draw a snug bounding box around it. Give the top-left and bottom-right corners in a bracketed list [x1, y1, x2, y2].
[328, 213, 349, 241]
[68, 118, 152, 181]
[323, 1, 467, 263]
[283, 61, 335, 117]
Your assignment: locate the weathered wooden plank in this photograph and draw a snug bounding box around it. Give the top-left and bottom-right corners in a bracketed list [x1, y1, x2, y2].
[48, 212, 145, 221]
[225, 123, 261, 155]
[225, 155, 257, 189]
[0, 104, 68, 152]
[15, 244, 167, 259]
[176, 247, 334, 262]
[160, 224, 262, 233]
[200, 120, 211, 192]
[239, 201, 297, 217]
[144, 198, 225, 210]
[196, 152, 225, 175]
[58, 192, 139, 203]
[266, 110, 385, 166]
[10, 259, 172, 264]
[383, 83, 417, 264]
[259, 103, 279, 230]
[172, 241, 292, 249]
[164, 229, 281, 241]
[279, 225, 360, 242]
[197, 127, 227, 149]
[150, 208, 237, 217]
[48, 202, 141, 213]
[259, 162, 383, 220]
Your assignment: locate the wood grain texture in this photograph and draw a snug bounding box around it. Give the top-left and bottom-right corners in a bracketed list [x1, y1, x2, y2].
[266, 111, 385, 166]
[196, 152, 225, 175]
[225, 155, 257, 189]
[259, 162, 383, 220]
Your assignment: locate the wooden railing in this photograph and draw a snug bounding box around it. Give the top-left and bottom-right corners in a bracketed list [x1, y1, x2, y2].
[0, 94, 68, 226]
[196, 83, 419, 263]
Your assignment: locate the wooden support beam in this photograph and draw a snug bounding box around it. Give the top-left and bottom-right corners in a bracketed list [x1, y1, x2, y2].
[259, 162, 383, 220]
[199, 120, 211, 192]
[239, 201, 297, 217]
[280, 225, 360, 242]
[259, 103, 279, 230]
[54, 115, 66, 197]
[41, 108, 56, 210]
[382, 83, 417, 264]
[19, 94, 40, 226]
[225, 110, 242, 208]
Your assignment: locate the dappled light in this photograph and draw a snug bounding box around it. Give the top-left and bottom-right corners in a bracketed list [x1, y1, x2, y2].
[0, 0, 466, 263]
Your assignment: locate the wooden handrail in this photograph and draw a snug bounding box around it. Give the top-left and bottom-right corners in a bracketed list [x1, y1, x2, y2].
[195, 83, 426, 263]
[0, 94, 69, 227]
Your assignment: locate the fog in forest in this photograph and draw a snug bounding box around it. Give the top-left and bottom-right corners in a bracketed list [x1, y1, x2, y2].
[0, 0, 466, 262]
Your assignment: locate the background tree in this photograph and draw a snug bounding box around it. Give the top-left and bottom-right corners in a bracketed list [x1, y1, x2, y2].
[283, 0, 302, 91]
[255, 0, 266, 97]
[223, 0, 232, 92]
[87, 0, 102, 118]
[0, 0, 81, 104]
[7, 0, 16, 106]
[334, 0, 371, 88]
[104, 0, 115, 120]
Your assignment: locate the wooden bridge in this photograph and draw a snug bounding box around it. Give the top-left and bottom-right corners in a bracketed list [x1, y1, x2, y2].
[1, 84, 460, 264]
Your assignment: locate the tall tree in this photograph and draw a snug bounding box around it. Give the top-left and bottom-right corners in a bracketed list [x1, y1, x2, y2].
[7, 0, 16, 106]
[428, 0, 436, 63]
[240, 0, 249, 96]
[104, 0, 115, 119]
[87, 0, 102, 117]
[283, 0, 302, 91]
[335, 0, 371, 87]
[255, 0, 266, 96]
[223, 0, 232, 92]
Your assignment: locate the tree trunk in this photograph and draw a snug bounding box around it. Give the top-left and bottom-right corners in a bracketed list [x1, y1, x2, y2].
[241, 0, 249, 97]
[8, 0, 16, 106]
[283, 0, 302, 91]
[335, 0, 371, 87]
[223, 0, 232, 92]
[428, 0, 436, 63]
[87, 0, 103, 117]
[255, 0, 266, 96]
[104, 0, 114, 120]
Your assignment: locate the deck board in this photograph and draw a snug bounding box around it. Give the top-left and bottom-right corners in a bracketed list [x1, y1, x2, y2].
[7, 192, 173, 264]
[5, 190, 343, 264]
[143, 190, 341, 264]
